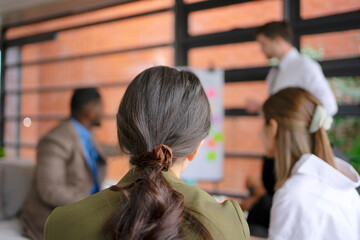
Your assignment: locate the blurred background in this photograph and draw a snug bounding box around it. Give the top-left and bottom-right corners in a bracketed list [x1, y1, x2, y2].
[0, 0, 359, 196]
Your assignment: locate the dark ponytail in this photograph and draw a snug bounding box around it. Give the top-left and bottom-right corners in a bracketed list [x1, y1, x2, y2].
[102, 66, 212, 240]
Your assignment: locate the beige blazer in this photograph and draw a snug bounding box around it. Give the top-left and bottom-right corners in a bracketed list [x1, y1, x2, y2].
[44, 168, 250, 240]
[20, 119, 120, 240]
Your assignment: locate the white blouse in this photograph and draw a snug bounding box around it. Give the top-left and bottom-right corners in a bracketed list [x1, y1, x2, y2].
[269, 154, 360, 240]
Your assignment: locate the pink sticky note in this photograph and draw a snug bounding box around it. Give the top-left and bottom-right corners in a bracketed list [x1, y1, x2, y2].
[207, 138, 217, 148]
[206, 88, 216, 99]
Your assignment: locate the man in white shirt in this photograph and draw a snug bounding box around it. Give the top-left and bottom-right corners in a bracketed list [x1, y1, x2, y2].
[246, 21, 338, 116]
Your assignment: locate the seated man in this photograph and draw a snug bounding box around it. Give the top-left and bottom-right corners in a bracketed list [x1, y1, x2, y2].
[20, 88, 120, 240]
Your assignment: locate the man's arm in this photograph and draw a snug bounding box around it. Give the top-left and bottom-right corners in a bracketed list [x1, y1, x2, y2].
[303, 62, 338, 116]
[239, 176, 266, 211]
[35, 137, 89, 207]
[245, 99, 263, 114]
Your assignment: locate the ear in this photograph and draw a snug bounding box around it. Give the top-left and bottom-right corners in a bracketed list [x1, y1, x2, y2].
[269, 118, 278, 138]
[187, 140, 204, 162]
[274, 35, 284, 43]
[83, 101, 98, 118]
[81, 104, 91, 118]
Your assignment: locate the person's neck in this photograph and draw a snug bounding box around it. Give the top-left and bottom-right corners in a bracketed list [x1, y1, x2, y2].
[170, 158, 189, 178]
[278, 44, 293, 60]
[73, 116, 92, 130]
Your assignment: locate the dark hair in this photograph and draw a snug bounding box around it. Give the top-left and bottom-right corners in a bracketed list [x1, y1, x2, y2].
[102, 66, 212, 239]
[70, 87, 101, 117]
[254, 21, 293, 43]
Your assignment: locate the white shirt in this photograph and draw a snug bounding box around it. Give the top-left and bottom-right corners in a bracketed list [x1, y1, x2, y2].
[269, 154, 360, 240]
[266, 48, 338, 116]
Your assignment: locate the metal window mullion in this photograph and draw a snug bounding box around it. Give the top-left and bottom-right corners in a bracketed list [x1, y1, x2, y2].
[0, 28, 6, 148]
[284, 0, 301, 50]
[174, 0, 188, 66]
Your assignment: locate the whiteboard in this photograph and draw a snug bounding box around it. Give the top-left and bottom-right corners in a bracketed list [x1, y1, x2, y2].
[178, 68, 224, 181]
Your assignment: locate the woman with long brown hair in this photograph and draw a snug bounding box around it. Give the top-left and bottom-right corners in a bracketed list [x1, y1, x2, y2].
[44, 66, 250, 240]
[260, 87, 360, 240]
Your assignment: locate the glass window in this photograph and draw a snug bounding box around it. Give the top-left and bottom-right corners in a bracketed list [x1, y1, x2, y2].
[5, 47, 20, 66]
[189, 0, 283, 36]
[4, 94, 19, 117]
[301, 0, 360, 19]
[4, 68, 20, 91]
[4, 147, 17, 159]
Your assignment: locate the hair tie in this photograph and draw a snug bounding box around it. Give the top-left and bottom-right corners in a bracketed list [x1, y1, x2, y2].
[137, 144, 173, 171]
[309, 105, 333, 133]
[153, 144, 173, 171]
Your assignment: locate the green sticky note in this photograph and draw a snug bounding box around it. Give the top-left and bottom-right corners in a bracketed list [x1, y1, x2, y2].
[207, 151, 217, 162]
[214, 133, 224, 142]
[0, 147, 5, 157]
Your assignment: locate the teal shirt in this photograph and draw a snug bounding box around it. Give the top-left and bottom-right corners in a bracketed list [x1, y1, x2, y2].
[45, 169, 250, 240]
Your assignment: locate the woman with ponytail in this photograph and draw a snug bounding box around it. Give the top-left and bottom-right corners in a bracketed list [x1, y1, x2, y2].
[259, 87, 360, 240]
[44, 66, 250, 240]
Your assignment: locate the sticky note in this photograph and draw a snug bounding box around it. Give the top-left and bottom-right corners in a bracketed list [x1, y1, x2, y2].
[207, 138, 217, 148]
[214, 133, 224, 142]
[207, 151, 217, 162]
[206, 88, 216, 98]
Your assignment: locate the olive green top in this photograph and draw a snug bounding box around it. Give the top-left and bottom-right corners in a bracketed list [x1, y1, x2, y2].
[44, 169, 250, 240]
